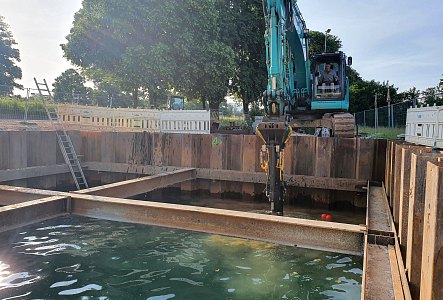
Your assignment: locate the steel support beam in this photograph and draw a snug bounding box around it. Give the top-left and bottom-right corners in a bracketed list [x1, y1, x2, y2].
[76, 168, 196, 198]
[70, 193, 365, 255]
[85, 162, 366, 192]
[0, 164, 69, 182]
[0, 185, 62, 206]
[0, 196, 68, 233]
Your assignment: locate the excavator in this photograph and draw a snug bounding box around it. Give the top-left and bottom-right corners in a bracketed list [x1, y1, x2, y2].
[256, 0, 355, 215]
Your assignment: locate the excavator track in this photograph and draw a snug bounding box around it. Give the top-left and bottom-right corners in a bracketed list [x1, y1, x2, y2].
[330, 113, 355, 138]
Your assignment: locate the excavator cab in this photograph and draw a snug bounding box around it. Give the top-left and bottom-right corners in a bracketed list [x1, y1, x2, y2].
[310, 52, 350, 111]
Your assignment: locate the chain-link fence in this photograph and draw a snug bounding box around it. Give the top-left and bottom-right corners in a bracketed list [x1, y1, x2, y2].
[354, 100, 413, 129]
[354, 92, 443, 138]
[0, 97, 49, 120]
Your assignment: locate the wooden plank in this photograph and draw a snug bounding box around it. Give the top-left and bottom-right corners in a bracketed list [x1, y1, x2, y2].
[314, 137, 332, 177]
[385, 140, 392, 197]
[283, 135, 294, 175]
[388, 245, 405, 300]
[398, 147, 424, 261]
[373, 139, 387, 182]
[392, 143, 405, 227]
[333, 138, 357, 178]
[170, 134, 182, 167]
[356, 138, 374, 180]
[406, 153, 443, 299]
[154, 132, 165, 166]
[293, 135, 316, 176]
[134, 131, 153, 165]
[419, 161, 443, 300]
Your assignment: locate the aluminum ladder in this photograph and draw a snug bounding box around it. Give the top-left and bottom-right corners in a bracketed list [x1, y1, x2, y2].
[34, 78, 89, 190]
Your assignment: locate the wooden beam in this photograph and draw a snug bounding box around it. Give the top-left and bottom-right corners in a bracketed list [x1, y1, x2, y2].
[76, 168, 196, 198]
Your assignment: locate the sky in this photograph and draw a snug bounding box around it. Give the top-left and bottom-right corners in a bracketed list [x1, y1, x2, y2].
[1, 0, 442, 95]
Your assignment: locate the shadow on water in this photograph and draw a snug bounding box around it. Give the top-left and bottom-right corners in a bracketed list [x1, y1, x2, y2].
[131, 188, 366, 225]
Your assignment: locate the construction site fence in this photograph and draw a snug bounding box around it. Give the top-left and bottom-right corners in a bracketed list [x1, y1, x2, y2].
[354, 100, 412, 129]
[0, 100, 212, 134]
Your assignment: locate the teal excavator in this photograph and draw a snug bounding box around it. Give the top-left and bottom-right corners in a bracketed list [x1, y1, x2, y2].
[256, 0, 354, 215]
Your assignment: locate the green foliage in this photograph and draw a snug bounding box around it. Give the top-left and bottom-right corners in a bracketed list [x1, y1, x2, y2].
[0, 97, 48, 118]
[308, 31, 342, 54]
[52, 69, 89, 103]
[0, 16, 22, 94]
[218, 0, 267, 115]
[62, 0, 236, 109]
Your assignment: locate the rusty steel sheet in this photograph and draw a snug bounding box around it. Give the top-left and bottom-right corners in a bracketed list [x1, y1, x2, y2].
[75, 168, 196, 197]
[69, 193, 365, 255]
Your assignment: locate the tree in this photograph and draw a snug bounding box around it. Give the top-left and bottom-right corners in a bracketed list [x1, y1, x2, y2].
[217, 0, 267, 119]
[422, 79, 443, 106]
[308, 30, 342, 55]
[0, 16, 22, 95]
[62, 0, 235, 109]
[52, 69, 89, 103]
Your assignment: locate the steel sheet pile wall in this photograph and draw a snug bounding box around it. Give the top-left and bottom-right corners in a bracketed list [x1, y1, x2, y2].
[0, 131, 77, 188]
[1, 130, 386, 205]
[385, 141, 443, 300]
[79, 132, 386, 203]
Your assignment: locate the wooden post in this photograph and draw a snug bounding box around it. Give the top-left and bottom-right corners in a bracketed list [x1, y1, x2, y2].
[392, 143, 405, 228]
[385, 140, 392, 196]
[398, 146, 424, 260]
[406, 153, 442, 299]
[420, 161, 443, 300]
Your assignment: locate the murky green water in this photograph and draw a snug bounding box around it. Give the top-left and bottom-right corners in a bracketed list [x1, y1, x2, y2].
[0, 216, 362, 299]
[135, 191, 366, 225]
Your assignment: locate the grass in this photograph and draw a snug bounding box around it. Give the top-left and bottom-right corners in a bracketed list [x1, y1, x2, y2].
[219, 115, 250, 129]
[357, 126, 405, 140]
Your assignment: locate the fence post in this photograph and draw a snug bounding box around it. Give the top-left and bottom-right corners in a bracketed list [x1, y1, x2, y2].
[363, 110, 366, 127]
[391, 104, 395, 128]
[24, 88, 30, 121]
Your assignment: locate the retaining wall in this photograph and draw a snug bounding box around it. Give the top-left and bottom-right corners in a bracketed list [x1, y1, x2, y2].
[0, 131, 386, 207]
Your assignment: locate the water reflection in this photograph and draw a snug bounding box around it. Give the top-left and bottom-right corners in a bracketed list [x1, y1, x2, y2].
[0, 216, 363, 299]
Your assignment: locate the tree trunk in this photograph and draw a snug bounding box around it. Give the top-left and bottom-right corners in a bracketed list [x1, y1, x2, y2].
[132, 88, 138, 108]
[243, 99, 251, 122]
